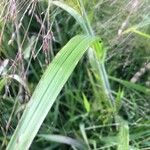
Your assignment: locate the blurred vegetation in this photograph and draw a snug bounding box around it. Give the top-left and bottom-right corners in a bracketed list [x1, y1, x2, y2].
[0, 0, 150, 149]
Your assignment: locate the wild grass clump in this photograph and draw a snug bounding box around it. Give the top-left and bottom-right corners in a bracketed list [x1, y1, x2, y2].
[0, 0, 150, 149]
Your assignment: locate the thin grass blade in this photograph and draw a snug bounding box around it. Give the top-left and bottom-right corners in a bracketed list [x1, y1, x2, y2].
[117, 116, 129, 150]
[38, 134, 87, 150]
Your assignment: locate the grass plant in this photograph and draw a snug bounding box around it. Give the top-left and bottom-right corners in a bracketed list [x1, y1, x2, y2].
[0, 0, 150, 150]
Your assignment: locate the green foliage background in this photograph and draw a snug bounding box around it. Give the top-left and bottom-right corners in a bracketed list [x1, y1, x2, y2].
[0, 0, 150, 149]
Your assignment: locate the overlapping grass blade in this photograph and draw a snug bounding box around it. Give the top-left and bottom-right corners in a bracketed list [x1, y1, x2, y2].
[38, 134, 87, 150]
[6, 35, 99, 150]
[109, 76, 150, 94]
[117, 116, 129, 150]
[52, 0, 114, 104]
[123, 28, 150, 39]
[52, 1, 88, 33]
[0, 78, 6, 92]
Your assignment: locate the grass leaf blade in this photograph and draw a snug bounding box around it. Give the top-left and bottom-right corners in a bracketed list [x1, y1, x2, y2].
[6, 35, 98, 150]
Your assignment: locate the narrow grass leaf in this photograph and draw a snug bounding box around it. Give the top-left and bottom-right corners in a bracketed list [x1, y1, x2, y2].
[80, 123, 91, 149]
[64, 0, 82, 14]
[109, 76, 150, 95]
[6, 35, 98, 150]
[114, 88, 124, 113]
[52, 0, 114, 104]
[0, 78, 6, 92]
[117, 116, 129, 150]
[82, 93, 90, 113]
[38, 134, 87, 150]
[51, 1, 88, 33]
[123, 28, 150, 39]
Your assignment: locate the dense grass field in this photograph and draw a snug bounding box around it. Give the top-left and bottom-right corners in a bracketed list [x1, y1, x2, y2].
[0, 0, 150, 149]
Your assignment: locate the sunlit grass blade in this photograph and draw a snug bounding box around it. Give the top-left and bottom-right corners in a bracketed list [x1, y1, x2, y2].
[117, 116, 129, 150]
[123, 27, 150, 39]
[82, 93, 90, 113]
[52, 0, 114, 104]
[109, 76, 150, 94]
[38, 134, 87, 150]
[80, 123, 91, 149]
[52, 1, 88, 33]
[6, 35, 99, 150]
[114, 88, 124, 113]
[0, 78, 6, 92]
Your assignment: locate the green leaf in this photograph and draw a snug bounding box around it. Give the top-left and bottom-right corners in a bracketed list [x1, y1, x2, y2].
[117, 116, 129, 150]
[52, 0, 114, 104]
[109, 76, 150, 95]
[0, 78, 6, 92]
[123, 27, 150, 39]
[114, 88, 124, 113]
[80, 123, 91, 149]
[64, 0, 82, 14]
[82, 93, 90, 113]
[6, 35, 99, 150]
[38, 134, 87, 150]
[52, 1, 88, 34]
